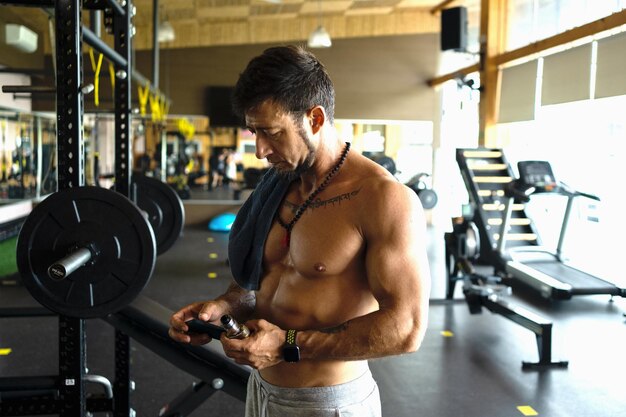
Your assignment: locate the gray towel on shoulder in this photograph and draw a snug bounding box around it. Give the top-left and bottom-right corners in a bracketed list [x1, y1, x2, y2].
[228, 168, 291, 290]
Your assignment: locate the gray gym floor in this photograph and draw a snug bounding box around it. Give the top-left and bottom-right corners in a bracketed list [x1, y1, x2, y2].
[1, 222, 625, 417]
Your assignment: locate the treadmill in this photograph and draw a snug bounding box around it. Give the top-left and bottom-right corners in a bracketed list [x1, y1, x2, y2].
[501, 160, 625, 300]
[455, 148, 626, 301]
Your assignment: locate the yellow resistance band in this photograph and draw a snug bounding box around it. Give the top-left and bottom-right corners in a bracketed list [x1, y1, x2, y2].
[138, 84, 150, 116]
[149, 93, 161, 122]
[88, 48, 104, 106]
[108, 62, 115, 90]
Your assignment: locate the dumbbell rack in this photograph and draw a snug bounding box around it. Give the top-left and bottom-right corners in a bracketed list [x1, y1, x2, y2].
[0, 1, 148, 416]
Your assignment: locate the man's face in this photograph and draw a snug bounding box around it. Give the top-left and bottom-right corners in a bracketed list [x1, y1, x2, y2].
[245, 100, 316, 179]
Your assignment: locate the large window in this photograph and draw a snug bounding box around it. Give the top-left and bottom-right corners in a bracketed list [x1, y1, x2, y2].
[497, 95, 625, 286]
[507, 0, 626, 51]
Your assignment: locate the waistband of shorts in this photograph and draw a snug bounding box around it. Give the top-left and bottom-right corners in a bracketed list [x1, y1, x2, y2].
[250, 368, 376, 403]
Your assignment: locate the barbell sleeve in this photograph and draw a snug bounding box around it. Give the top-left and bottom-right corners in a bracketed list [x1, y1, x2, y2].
[48, 247, 93, 281]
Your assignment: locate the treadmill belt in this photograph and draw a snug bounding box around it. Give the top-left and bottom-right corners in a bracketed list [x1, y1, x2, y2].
[525, 260, 619, 295]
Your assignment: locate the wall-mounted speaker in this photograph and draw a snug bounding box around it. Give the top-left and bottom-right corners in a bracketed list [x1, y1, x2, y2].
[441, 7, 468, 52]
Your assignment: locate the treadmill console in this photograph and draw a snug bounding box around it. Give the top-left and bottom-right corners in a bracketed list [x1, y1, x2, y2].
[517, 161, 557, 192]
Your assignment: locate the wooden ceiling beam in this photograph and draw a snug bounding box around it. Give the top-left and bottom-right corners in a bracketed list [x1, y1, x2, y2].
[430, 0, 460, 14]
[495, 8, 626, 67]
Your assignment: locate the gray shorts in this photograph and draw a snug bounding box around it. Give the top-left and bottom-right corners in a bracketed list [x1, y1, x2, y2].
[245, 368, 381, 417]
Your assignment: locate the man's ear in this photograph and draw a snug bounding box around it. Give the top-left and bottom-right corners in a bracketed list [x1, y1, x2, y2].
[308, 106, 326, 134]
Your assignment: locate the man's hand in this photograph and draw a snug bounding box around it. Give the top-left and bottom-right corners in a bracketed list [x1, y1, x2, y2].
[221, 319, 286, 369]
[168, 300, 228, 345]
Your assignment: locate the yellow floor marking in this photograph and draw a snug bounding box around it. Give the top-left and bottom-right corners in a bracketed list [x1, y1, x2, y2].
[209, 253, 218, 259]
[208, 272, 217, 279]
[440, 330, 454, 337]
[517, 405, 539, 416]
[207, 237, 214, 243]
[0, 348, 12, 355]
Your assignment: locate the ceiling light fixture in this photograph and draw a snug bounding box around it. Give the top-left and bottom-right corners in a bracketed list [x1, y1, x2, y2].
[307, 0, 331, 48]
[5, 24, 38, 53]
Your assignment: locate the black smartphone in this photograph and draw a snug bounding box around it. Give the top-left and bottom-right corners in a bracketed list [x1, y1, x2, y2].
[186, 319, 226, 339]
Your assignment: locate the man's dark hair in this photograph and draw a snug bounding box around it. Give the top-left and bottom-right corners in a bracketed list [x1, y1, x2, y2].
[232, 45, 335, 125]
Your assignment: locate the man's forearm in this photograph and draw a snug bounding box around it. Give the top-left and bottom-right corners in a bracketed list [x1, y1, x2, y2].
[215, 282, 256, 321]
[297, 307, 426, 361]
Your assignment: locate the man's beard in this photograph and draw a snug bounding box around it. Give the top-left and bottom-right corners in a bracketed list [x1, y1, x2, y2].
[275, 125, 315, 182]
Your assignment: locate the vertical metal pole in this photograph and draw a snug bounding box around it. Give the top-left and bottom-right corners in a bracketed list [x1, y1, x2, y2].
[153, 0, 160, 90]
[18, 124, 25, 196]
[90, 10, 101, 37]
[112, 3, 134, 415]
[114, 330, 132, 417]
[497, 197, 513, 254]
[35, 116, 43, 198]
[59, 317, 87, 416]
[538, 324, 553, 365]
[114, 0, 133, 198]
[160, 129, 166, 182]
[556, 195, 574, 261]
[56, 2, 87, 415]
[56, 0, 84, 190]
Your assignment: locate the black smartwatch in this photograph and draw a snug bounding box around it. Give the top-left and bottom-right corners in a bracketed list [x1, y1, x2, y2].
[282, 329, 300, 363]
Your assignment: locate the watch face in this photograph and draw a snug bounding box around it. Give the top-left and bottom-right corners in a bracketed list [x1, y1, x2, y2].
[283, 345, 300, 363]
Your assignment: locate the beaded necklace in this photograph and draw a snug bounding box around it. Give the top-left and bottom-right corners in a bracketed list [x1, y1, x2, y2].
[276, 142, 351, 248]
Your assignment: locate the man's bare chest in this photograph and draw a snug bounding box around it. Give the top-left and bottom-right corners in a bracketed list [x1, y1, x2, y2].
[265, 187, 364, 278]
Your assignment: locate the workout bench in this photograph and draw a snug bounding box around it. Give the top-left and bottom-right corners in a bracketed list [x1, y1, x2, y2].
[0, 295, 250, 416]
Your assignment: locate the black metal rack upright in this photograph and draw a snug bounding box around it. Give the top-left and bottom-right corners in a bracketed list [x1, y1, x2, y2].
[55, 1, 89, 414]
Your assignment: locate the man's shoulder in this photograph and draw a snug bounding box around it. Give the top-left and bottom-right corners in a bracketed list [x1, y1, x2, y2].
[353, 167, 411, 199]
[340, 153, 419, 210]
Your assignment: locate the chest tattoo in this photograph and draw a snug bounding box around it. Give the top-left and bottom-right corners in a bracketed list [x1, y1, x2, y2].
[285, 188, 361, 214]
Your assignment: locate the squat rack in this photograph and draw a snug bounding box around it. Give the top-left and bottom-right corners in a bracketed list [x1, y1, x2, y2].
[0, 1, 168, 415]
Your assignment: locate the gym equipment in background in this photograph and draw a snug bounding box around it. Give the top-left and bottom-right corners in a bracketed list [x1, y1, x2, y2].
[453, 148, 625, 301]
[102, 173, 186, 255]
[406, 173, 438, 209]
[132, 174, 185, 255]
[373, 155, 397, 175]
[444, 148, 626, 370]
[445, 215, 568, 370]
[372, 156, 438, 209]
[209, 212, 237, 233]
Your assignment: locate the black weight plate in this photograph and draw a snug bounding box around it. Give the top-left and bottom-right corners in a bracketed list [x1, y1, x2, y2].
[16, 186, 156, 318]
[375, 156, 397, 175]
[133, 175, 185, 255]
[417, 188, 438, 209]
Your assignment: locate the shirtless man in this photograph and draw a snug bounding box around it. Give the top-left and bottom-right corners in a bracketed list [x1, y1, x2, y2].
[169, 45, 431, 416]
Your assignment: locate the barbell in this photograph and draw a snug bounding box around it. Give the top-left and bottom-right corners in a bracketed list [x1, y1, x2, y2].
[16, 186, 156, 318]
[16, 176, 185, 318]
